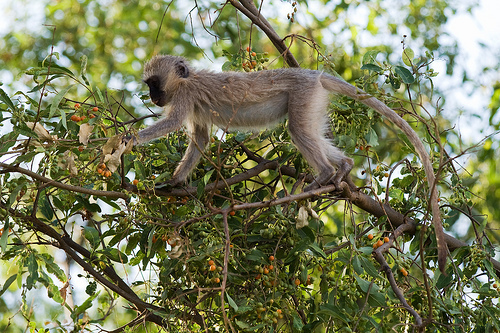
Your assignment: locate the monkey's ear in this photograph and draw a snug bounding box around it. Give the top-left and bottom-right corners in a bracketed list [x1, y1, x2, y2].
[176, 61, 190, 78]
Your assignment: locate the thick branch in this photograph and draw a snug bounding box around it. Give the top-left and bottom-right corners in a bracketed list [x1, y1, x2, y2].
[227, 0, 299, 67]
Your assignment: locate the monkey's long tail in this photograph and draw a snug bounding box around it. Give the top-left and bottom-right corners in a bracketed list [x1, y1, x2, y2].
[321, 75, 447, 274]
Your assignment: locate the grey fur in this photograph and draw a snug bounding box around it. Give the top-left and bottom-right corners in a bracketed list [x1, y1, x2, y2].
[135, 55, 447, 272]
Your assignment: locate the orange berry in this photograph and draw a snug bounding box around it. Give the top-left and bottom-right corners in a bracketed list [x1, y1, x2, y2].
[80, 115, 86, 121]
[493, 283, 498, 288]
[251, 52, 256, 57]
[92, 106, 98, 112]
[78, 146, 84, 152]
[208, 260, 215, 266]
[214, 277, 220, 283]
[400, 268, 408, 276]
[268, 264, 274, 270]
[263, 268, 269, 275]
[74, 103, 81, 109]
[246, 46, 251, 52]
[255, 274, 261, 280]
[229, 210, 236, 216]
[384, 237, 390, 243]
[276, 309, 282, 314]
[367, 233, 374, 240]
[210, 264, 216, 272]
[70, 114, 79, 122]
[97, 168, 103, 175]
[132, 179, 139, 185]
[89, 114, 96, 119]
[104, 170, 112, 177]
[294, 278, 301, 286]
[269, 255, 275, 261]
[251, 60, 257, 67]
[376, 240, 384, 247]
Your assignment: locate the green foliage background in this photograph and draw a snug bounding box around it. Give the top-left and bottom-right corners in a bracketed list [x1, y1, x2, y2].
[0, 0, 499, 332]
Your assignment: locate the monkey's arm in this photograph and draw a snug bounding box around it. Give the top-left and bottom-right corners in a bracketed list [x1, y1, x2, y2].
[135, 104, 189, 145]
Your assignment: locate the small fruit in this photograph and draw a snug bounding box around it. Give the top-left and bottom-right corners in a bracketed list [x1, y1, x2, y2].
[213, 277, 220, 283]
[229, 211, 236, 216]
[208, 260, 215, 266]
[268, 265, 274, 270]
[210, 264, 216, 272]
[376, 239, 384, 247]
[246, 46, 251, 52]
[74, 103, 81, 109]
[92, 106, 98, 112]
[78, 146, 84, 152]
[367, 234, 374, 240]
[89, 114, 96, 119]
[400, 268, 408, 276]
[269, 255, 275, 261]
[251, 52, 256, 57]
[294, 278, 301, 286]
[384, 236, 390, 243]
[263, 268, 269, 275]
[132, 179, 139, 186]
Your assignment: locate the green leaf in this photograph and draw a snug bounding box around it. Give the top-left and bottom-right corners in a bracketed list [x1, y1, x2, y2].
[361, 64, 383, 73]
[309, 242, 327, 259]
[359, 256, 379, 278]
[71, 292, 99, 321]
[99, 248, 128, 263]
[0, 274, 17, 296]
[49, 84, 74, 120]
[0, 220, 10, 253]
[83, 226, 101, 249]
[39, 195, 54, 220]
[394, 66, 415, 84]
[0, 88, 17, 111]
[226, 293, 239, 312]
[26, 253, 39, 290]
[402, 48, 415, 66]
[362, 50, 380, 65]
[41, 253, 67, 282]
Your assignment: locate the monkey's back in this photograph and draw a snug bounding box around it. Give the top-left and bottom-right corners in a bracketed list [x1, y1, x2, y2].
[186, 68, 324, 129]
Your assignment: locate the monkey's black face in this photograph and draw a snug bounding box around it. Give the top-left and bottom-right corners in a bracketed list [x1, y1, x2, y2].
[145, 75, 168, 107]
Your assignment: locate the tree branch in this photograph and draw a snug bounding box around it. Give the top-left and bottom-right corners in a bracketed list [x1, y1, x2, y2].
[0, 163, 128, 200]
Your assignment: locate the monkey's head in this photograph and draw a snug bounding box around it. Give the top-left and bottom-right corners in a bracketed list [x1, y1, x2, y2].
[143, 55, 190, 107]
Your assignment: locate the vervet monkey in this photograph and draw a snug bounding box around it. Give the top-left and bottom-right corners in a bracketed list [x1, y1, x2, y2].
[130, 55, 446, 273]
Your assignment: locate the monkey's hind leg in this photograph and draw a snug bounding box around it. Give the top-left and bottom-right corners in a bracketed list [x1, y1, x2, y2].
[169, 123, 210, 186]
[288, 119, 337, 192]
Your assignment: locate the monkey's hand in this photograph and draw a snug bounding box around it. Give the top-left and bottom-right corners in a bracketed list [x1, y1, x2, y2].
[122, 135, 138, 146]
